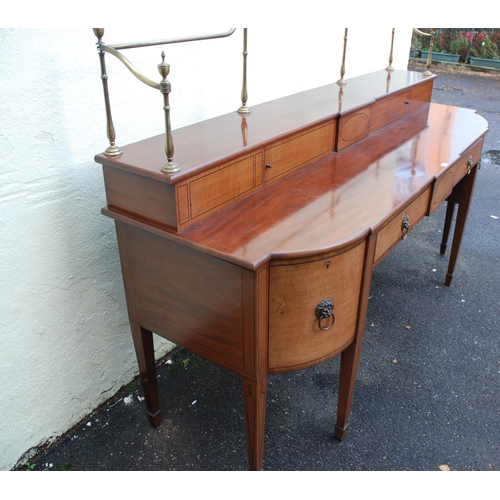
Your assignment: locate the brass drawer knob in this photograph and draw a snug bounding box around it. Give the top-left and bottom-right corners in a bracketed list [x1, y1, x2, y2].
[465, 155, 473, 175]
[316, 299, 335, 331]
[401, 213, 410, 240]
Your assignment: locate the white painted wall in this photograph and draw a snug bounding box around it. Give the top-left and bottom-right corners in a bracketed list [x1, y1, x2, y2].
[0, 27, 412, 470]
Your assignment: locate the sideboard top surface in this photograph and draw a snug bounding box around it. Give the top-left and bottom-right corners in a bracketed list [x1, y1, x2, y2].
[95, 70, 433, 184]
[174, 103, 487, 267]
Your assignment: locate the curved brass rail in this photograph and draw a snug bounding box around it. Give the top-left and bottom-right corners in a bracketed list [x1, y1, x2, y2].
[93, 28, 236, 172]
[108, 29, 236, 51]
[413, 28, 434, 38]
[98, 44, 161, 90]
[97, 29, 237, 89]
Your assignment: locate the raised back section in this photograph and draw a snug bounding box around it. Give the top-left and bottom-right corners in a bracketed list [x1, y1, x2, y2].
[96, 70, 435, 231]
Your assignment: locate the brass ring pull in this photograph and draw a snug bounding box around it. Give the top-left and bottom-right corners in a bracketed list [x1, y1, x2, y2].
[465, 155, 473, 175]
[316, 299, 335, 331]
[401, 214, 410, 240]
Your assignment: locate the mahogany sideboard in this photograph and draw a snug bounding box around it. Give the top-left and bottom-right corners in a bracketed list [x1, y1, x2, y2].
[96, 69, 488, 470]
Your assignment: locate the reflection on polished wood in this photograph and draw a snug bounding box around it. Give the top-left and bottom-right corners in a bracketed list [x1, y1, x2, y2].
[96, 69, 488, 470]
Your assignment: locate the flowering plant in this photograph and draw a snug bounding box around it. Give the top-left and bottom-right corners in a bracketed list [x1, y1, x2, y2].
[470, 31, 500, 59]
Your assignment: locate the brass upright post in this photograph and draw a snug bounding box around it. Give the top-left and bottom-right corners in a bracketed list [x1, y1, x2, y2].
[386, 28, 395, 71]
[94, 28, 122, 157]
[238, 28, 250, 114]
[337, 29, 348, 85]
[424, 29, 435, 76]
[413, 28, 435, 77]
[158, 53, 180, 173]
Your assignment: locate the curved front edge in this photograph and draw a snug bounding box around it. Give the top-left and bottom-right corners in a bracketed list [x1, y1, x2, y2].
[268, 234, 369, 373]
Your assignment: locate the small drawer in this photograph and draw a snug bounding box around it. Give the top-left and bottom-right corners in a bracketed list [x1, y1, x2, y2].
[370, 90, 409, 133]
[430, 139, 484, 213]
[177, 154, 257, 227]
[374, 187, 431, 264]
[264, 123, 335, 182]
[337, 104, 372, 150]
[268, 240, 366, 372]
[407, 78, 433, 114]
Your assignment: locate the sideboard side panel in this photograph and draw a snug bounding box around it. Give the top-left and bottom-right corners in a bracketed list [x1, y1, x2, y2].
[103, 166, 177, 229]
[116, 222, 244, 374]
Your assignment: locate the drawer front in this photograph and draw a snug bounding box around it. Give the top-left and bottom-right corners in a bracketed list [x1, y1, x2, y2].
[177, 154, 257, 227]
[337, 104, 372, 151]
[407, 79, 433, 114]
[268, 241, 366, 372]
[190, 156, 255, 218]
[264, 123, 335, 182]
[374, 187, 431, 264]
[370, 90, 409, 133]
[430, 139, 484, 213]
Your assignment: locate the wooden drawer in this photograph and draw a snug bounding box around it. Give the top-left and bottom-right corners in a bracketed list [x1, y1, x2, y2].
[263, 123, 335, 182]
[268, 240, 366, 372]
[430, 139, 484, 213]
[370, 90, 409, 133]
[177, 154, 259, 227]
[374, 187, 431, 264]
[337, 104, 372, 150]
[407, 78, 433, 114]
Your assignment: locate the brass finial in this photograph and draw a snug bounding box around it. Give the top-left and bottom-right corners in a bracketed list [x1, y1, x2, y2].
[158, 51, 170, 80]
[93, 28, 104, 43]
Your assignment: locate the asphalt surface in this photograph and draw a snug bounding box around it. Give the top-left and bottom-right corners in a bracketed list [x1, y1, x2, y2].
[19, 61, 500, 472]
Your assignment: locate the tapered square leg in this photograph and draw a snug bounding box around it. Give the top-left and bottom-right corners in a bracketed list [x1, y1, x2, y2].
[335, 234, 376, 441]
[242, 376, 267, 471]
[442, 165, 478, 286]
[335, 341, 361, 441]
[130, 323, 161, 428]
[440, 200, 455, 255]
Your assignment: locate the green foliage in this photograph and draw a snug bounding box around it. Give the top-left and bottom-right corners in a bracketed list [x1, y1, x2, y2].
[125, 382, 138, 395]
[172, 353, 204, 372]
[416, 28, 500, 61]
[23, 461, 73, 471]
[471, 32, 500, 59]
[449, 36, 469, 55]
[411, 36, 422, 52]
